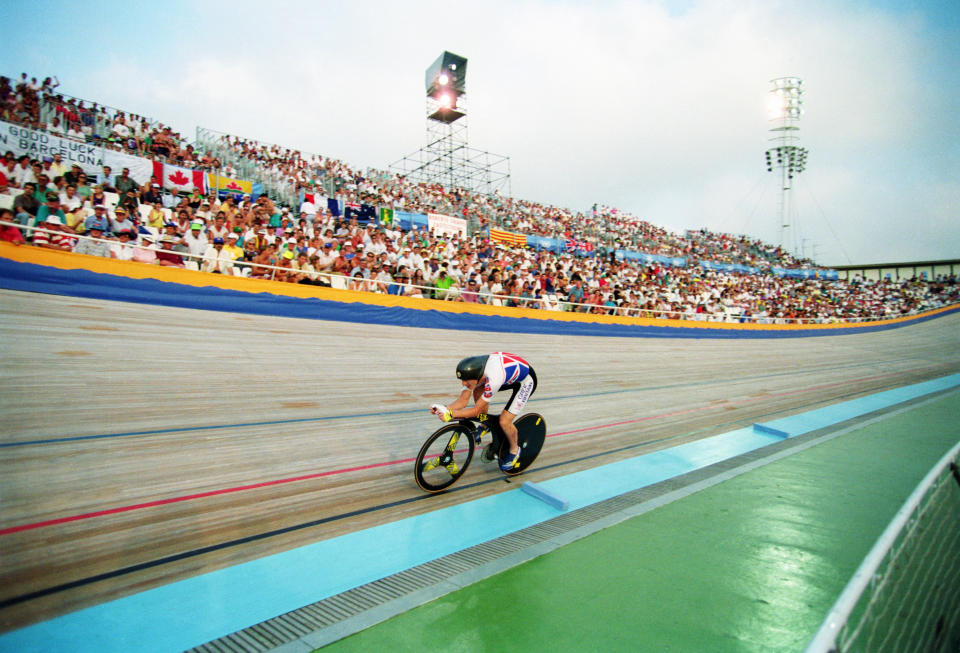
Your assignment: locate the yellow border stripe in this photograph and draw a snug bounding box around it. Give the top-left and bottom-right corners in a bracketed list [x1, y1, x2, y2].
[1, 243, 955, 331]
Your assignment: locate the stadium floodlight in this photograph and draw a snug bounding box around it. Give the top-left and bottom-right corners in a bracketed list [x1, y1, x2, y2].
[425, 51, 467, 100]
[764, 76, 809, 253]
[393, 50, 510, 199]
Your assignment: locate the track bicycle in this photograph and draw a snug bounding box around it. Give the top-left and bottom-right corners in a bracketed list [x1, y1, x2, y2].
[414, 412, 547, 493]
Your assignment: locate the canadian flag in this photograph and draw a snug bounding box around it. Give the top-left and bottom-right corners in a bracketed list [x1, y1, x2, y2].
[153, 161, 207, 194]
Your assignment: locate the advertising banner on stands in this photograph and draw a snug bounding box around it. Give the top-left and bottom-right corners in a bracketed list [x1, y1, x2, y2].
[394, 210, 429, 232]
[2, 120, 152, 185]
[427, 212, 467, 238]
[615, 249, 687, 268]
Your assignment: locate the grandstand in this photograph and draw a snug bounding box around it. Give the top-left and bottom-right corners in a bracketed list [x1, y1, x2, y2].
[1, 71, 958, 325]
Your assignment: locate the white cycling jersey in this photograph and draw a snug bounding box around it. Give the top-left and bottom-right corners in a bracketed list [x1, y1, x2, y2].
[478, 352, 535, 414]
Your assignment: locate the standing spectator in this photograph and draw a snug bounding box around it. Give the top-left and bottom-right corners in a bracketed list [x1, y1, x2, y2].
[97, 165, 115, 191]
[114, 167, 137, 196]
[183, 220, 209, 258]
[49, 153, 68, 178]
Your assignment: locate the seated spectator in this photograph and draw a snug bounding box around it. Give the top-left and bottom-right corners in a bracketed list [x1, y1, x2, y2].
[73, 217, 112, 258]
[201, 237, 231, 274]
[459, 277, 481, 303]
[435, 268, 459, 300]
[110, 229, 138, 260]
[141, 181, 162, 205]
[144, 202, 165, 231]
[222, 232, 244, 262]
[109, 206, 135, 236]
[117, 189, 139, 216]
[348, 271, 370, 292]
[89, 184, 107, 206]
[49, 153, 68, 178]
[59, 183, 83, 214]
[97, 166, 115, 192]
[35, 191, 67, 228]
[132, 233, 159, 265]
[13, 182, 40, 232]
[0, 208, 25, 244]
[156, 236, 185, 267]
[249, 243, 277, 279]
[31, 214, 72, 250]
[75, 173, 94, 201]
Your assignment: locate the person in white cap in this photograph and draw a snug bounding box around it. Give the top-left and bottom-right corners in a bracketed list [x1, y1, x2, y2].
[32, 214, 73, 250]
[132, 233, 159, 265]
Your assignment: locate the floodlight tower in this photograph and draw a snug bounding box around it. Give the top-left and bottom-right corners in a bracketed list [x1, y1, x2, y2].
[424, 51, 469, 189]
[764, 77, 809, 252]
[391, 52, 510, 201]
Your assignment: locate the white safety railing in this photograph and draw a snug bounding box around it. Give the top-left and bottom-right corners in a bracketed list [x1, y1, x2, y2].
[805, 440, 960, 652]
[4, 221, 959, 326]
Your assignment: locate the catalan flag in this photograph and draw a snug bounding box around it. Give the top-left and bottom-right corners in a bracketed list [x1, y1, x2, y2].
[490, 227, 527, 247]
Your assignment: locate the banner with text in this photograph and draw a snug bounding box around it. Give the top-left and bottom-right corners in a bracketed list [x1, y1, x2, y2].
[427, 212, 467, 238]
[0, 120, 154, 185]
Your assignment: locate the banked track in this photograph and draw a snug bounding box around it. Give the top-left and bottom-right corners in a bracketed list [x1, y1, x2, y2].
[1, 287, 959, 635]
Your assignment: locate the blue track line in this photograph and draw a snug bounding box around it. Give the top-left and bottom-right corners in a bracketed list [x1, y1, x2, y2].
[0, 357, 937, 449]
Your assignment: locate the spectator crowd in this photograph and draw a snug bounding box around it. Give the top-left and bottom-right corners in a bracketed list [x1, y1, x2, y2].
[1, 72, 957, 325]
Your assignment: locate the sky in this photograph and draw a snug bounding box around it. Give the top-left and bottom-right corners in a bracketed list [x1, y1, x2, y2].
[4, 0, 959, 266]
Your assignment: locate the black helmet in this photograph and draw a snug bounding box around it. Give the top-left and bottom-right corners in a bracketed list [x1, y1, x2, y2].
[456, 355, 488, 381]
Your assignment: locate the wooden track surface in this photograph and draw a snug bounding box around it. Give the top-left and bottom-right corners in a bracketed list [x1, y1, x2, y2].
[1, 289, 958, 633]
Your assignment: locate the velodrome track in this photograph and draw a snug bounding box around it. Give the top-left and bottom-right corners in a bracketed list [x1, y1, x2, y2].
[1, 287, 959, 638]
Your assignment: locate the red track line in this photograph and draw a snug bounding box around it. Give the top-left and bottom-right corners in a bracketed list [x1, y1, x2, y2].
[0, 367, 925, 537]
[0, 457, 418, 537]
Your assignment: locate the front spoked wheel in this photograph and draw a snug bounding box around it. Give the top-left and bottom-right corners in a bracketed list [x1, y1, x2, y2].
[415, 423, 475, 492]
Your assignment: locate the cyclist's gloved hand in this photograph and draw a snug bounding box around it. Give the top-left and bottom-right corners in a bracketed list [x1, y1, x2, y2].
[430, 404, 453, 422]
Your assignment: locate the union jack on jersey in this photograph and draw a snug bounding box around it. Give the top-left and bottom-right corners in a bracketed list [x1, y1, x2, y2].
[498, 352, 530, 385]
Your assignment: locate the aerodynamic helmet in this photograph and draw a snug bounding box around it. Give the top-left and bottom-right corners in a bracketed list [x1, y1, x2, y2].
[456, 355, 488, 381]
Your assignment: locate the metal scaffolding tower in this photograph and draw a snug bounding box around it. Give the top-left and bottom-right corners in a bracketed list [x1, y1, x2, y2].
[391, 51, 510, 196]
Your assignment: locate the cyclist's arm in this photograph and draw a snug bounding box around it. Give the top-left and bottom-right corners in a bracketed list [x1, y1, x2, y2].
[447, 386, 490, 419]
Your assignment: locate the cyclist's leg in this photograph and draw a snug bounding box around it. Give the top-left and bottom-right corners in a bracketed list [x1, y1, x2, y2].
[499, 371, 536, 455]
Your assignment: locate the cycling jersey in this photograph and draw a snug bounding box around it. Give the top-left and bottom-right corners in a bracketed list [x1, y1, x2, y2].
[481, 352, 530, 398]
[481, 352, 536, 414]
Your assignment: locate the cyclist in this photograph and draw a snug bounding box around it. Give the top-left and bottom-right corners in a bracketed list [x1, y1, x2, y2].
[430, 353, 537, 471]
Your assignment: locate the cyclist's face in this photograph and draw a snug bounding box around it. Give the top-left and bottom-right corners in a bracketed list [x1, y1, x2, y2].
[461, 378, 480, 390]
